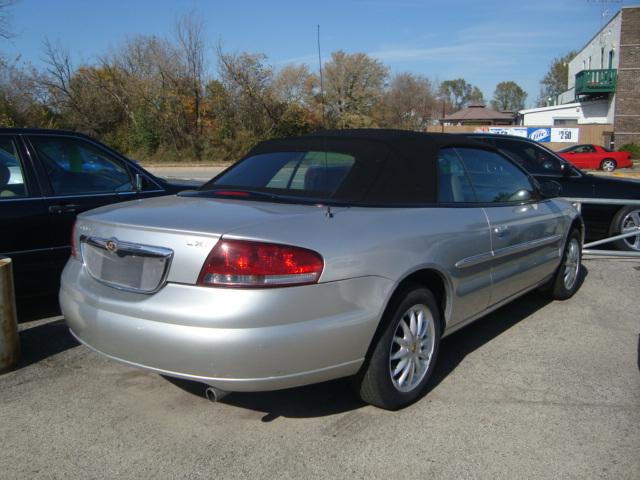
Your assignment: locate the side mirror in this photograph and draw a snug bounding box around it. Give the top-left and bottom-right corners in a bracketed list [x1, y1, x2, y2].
[538, 180, 562, 198]
[135, 173, 143, 193]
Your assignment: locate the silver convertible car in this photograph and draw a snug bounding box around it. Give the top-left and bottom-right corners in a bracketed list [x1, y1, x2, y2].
[61, 130, 583, 409]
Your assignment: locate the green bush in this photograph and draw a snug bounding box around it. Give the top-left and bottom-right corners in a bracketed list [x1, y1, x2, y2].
[620, 143, 640, 159]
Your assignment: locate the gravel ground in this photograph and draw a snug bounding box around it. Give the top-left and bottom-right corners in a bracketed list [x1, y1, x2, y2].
[1, 258, 638, 479]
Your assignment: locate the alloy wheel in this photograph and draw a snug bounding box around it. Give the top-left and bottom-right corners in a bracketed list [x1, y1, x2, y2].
[621, 209, 640, 251]
[389, 304, 435, 392]
[601, 159, 616, 172]
[563, 238, 580, 290]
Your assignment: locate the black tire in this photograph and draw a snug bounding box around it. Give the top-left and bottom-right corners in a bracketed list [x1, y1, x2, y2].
[600, 158, 617, 172]
[609, 206, 640, 252]
[543, 228, 582, 300]
[355, 285, 441, 410]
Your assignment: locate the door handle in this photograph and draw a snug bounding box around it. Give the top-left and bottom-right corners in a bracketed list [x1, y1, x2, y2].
[493, 225, 510, 238]
[48, 204, 80, 214]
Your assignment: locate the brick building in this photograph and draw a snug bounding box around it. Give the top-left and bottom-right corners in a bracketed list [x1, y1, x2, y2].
[519, 6, 640, 148]
[614, 6, 640, 147]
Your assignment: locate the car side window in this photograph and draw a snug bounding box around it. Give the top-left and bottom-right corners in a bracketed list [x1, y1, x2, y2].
[494, 139, 564, 175]
[437, 148, 476, 203]
[30, 136, 133, 196]
[574, 145, 595, 153]
[0, 137, 28, 198]
[455, 147, 535, 204]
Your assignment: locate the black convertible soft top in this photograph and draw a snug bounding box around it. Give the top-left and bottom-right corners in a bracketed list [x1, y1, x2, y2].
[236, 129, 498, 205]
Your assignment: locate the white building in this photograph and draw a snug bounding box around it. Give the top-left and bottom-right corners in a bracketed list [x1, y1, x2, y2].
[519, 6, 639, 147]
[519, 99, 613, 126]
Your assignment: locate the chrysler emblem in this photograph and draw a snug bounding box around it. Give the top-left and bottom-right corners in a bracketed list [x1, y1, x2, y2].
[105, 239, 118, 252]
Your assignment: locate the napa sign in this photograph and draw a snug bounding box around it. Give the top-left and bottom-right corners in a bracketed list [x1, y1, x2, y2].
[473, 127, 579, 143]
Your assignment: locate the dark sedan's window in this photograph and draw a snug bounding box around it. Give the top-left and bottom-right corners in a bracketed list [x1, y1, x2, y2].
[493, 139, 564, 175]
[0, 138, 27, 198]
[455, 148, 534, 204]
[211, 151, 355, 195]
[30, 137, 133, 196]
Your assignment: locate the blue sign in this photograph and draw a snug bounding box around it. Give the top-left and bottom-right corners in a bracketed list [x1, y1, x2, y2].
[527, 128, 551, 143]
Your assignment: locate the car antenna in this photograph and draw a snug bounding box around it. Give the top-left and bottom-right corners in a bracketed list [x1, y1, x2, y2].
[325, 205, 334, 218]
[317, 24, 326, 128]
[317, 24, 330, 196]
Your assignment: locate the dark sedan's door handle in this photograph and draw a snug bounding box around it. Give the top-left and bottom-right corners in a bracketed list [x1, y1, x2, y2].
[48, 204, 80, 214]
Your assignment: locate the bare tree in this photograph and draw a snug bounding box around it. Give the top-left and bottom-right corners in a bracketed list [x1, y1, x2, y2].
[176, 12, 206, 135]
[217, 46, 280, 131]
[273, 64, 316, 106]
[0, 0, 16, 40]
[378, 72, 436, 130]
[323, 50, 388, 128]
[39, 39, 91, 126]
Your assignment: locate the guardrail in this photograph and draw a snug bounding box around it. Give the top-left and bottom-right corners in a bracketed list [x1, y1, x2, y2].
[563, 197, 640, 258]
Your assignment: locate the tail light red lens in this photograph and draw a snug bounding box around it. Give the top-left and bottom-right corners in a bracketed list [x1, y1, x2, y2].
[197, 239, 324, 288]
[70, 221, 80, 259]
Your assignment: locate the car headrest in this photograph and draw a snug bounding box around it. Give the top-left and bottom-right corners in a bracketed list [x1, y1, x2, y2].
[0, 164, 10, 188]
[304, 166, 350, 192]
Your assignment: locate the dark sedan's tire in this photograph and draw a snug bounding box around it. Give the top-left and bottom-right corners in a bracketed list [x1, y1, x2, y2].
[600, 158, 617, 172]
[542, 229, 582, 300]
[355, 285, 441, 410]
[609, 206, 640, 252]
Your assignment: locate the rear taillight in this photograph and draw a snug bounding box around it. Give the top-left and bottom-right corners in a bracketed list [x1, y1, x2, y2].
[197, 239, 324, 288]
[70, 221, 80, 259]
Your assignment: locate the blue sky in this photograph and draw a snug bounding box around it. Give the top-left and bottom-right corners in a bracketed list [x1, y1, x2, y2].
[1, 0, 635, 107]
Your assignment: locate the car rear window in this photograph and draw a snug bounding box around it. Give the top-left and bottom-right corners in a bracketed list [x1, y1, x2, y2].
[213, 151, 355, 195]
[199, 137, 440, 205]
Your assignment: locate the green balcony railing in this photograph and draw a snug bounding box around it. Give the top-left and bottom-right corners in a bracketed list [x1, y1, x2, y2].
[575, 69, 617, 95]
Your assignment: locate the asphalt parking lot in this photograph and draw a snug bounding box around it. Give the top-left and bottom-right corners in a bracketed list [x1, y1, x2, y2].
[1, 257, 638, 479]
[147, 165, 225, 182]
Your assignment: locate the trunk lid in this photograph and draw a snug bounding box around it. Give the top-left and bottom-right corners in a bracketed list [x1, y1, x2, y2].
[75, 195, 324, 287]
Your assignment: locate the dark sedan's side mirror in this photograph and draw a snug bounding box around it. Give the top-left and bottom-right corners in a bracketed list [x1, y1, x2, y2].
[539, 180, 562, 198]
[560, 163, 578, 177]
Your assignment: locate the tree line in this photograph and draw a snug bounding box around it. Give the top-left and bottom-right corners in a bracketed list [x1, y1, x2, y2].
[1, 10, 569, 163]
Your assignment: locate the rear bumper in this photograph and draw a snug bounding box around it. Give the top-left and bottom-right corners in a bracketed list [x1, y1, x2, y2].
[60, 260, 393, 391]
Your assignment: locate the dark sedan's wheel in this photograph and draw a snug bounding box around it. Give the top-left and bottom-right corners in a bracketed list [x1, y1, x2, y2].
[543, 229, 582, 300]
[609, 206, 640, 252]
[600, 158, 617, 172]
[355, 285, 441, 410]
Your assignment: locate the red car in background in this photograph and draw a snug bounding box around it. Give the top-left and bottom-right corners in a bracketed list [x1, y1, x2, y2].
[557, 144, 633, 172]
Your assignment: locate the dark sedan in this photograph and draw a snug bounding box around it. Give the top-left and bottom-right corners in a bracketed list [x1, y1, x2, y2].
[0, 128, 194, 310]
[465, 134, 640, 251]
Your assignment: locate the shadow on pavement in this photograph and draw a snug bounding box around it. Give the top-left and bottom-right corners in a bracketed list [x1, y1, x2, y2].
[166, 266, 588, 420]
[164, 375, 364, 422]
[13, 318, 79, 370]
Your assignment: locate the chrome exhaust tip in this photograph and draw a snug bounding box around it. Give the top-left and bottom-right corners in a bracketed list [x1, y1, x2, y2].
[205, 386, 229, 403]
